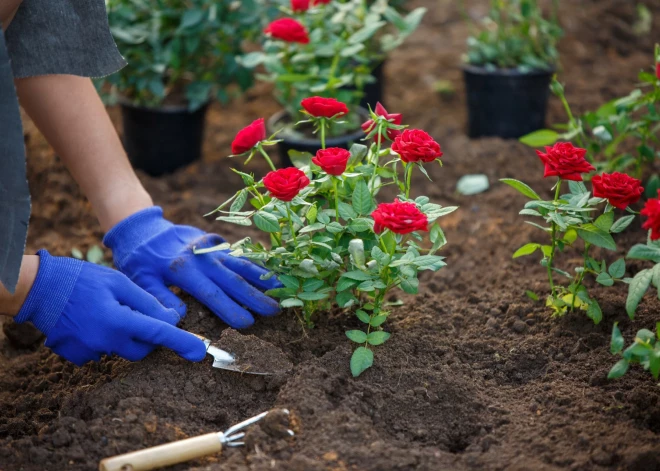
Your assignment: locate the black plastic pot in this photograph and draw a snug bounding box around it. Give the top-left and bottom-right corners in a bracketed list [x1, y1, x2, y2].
[120, 101, 209, 176]
[267, 110, 367, 168]
[360, 60, 385, 110]
[463, 65, 553, 139]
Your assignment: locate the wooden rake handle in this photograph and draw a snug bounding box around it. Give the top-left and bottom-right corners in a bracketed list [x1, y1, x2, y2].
[99, 432, 223, 471]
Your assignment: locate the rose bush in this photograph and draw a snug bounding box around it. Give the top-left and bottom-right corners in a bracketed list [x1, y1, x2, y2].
[503, 143, 640, 322]
[239, 0, 427, 122]
[204, 98, 455, 376]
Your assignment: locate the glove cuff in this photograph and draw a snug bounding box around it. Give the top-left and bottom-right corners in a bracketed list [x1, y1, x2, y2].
[103, 206, 173, 269]
[15, 250, 83, 335]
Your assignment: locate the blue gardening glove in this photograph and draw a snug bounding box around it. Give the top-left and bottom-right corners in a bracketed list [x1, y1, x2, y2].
[103, 206, 280, 329]
[15, 250, 207, 366]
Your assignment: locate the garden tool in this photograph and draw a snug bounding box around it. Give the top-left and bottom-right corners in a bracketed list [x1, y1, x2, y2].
[192, 333, 272, 375]
[99, 409, 294, 471]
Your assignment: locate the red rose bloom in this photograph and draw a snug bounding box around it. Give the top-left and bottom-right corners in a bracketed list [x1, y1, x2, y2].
[591, 172, 643, 210]
[263, 168, 310, 202]
[656, 62, 660, 80]
[642, 193, 660, 240]
[391, 129, 443, 163]
[291, 0, 310, 12]
[371, 199, 428, 235]
[361, 102, 403, 142]
[301, 96, 349, 118]
[536, 142, 595, 181]
[264, 18, 309, 44]
[312, 147, 351, 175]
[231, 118, 266, 155]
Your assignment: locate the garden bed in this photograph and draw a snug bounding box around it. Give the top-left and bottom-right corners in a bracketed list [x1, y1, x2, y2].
[2, 0, 660, 469]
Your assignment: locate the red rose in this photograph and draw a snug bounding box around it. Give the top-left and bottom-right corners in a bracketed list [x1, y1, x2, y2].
[391, 129, 443, 164]
[231, 118, 266, 155]
[361, 102, 403, 142]
[312, 147, 351, 175]
[301, 96, 349, 118]
[264, 18, 309, 44]
[313, 0, 331, 4]
[536, 142, 595, 181]
[371, 199, 428, 235]
[642, 194, 660, 240]
[291, 0, 310, 12]
[656, 62, 660, 80]
[263, 167, 310, 202]
[592, 172, 643, 210]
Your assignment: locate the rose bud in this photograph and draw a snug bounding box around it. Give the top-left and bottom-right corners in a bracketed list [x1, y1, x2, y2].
[291, 0, 310, 12]
[301, 96, 349, 118]
[371, 199, 428, 235]
[536, 142, 595, 181]
[361, 102, 403, 142]
[642, 192, 660, 240]
[592, 172, 643, 210]
[263, 167, 310, 202]
[312, 147, 351, 175]
[391, 129, 443, 164]
[231, 118, 266, 155]
[264, 18, 310, 44]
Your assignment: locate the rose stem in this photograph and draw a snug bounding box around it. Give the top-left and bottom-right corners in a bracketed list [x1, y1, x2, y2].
[405, 163, 413, 199]
[286, 202, 298, 245]
[547, 178, 562, 298]
[320, 118, 327, 150]
[258, 146, 277, 171]
[332, 177, 340, 221]
[368, 121, 384, 193]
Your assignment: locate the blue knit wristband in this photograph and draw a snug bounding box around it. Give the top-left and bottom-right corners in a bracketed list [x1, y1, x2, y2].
[15, 250, 83, 335]
[102, 206, 173, 270]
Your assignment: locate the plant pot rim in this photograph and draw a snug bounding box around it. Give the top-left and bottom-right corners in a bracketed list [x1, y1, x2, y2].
[462, 64, 555, 77]
[117, 95, 210, 114]
[267, 108, 368, 146]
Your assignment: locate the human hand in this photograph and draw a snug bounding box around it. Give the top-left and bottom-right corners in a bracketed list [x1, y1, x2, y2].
[15, 250, 207, 366]
[103, 207, 281, 328]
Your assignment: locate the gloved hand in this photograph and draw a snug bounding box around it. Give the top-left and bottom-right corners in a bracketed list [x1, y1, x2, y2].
[15, 250, 207, 366]
[103, 206, 280, 329]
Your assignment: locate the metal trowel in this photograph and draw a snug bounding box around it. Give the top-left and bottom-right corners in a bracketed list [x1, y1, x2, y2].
[192, 334, 272, 375]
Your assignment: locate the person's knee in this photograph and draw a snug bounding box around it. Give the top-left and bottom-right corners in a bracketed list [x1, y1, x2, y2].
[0, 0, 23, 30]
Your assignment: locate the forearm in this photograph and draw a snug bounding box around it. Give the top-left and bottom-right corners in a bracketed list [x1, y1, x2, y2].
[14, 75, 153, 231]
[0, 254, 38, 316]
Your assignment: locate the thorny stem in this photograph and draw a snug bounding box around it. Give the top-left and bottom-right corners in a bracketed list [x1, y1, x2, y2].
[547, 179, 562, 298]
[258, 146, 277, 171]
[332, 177, 340, 221]
[286, 203, 297, 245]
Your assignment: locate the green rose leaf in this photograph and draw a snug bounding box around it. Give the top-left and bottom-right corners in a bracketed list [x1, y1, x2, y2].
[352, 180, 373, 215]
[254, 211, 281, 233]
[576, 224, 616, 251]
[346, 330, 368, 343]
[610, 323, 625, 354]
[519, 129, 559, 148]
[513, 243, 540, 258]
[350, 347, 373, 377]
[367, 331, 391, 346]
[608, 259, 626, 279]
[500, 178, 541, 200]
[608, 359, 629, 379]
[626, 269, 653, 319]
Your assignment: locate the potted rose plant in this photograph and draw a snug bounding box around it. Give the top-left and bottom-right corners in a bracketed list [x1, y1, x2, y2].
[461, 0, 562, 138]
[97, 0, 261, 176]
[239, 0, 426, 166]
[204, 98, 455, 376]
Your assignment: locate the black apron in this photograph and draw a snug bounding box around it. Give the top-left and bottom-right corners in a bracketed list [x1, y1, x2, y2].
[0, 0, 126, 292]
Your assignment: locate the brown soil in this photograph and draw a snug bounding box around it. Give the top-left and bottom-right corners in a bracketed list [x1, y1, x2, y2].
[214, 329, 293, 375]
[3, 1, 660, 470]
